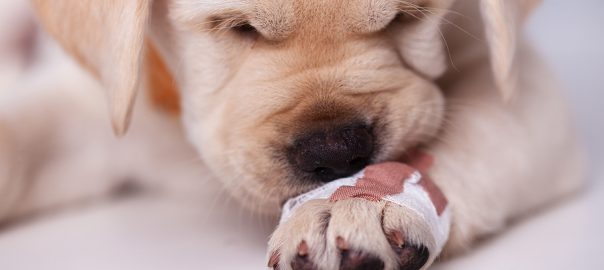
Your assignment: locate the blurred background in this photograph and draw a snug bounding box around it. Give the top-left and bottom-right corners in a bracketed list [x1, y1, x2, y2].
[0, 0, 603, 269]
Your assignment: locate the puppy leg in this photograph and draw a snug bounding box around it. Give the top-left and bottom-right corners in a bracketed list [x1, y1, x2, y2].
[0, 63, 129, 225]
[0, 121, 26, 222]
[0, 64, 203, 226]
[432, 47, 585, 255]
[0, 112, 109, 225]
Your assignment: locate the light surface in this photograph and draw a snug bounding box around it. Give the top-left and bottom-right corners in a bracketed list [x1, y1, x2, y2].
[0, 1, 603, 269]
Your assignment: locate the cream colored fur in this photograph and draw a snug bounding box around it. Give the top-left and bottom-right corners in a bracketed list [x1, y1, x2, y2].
[0, 0, 584, 269]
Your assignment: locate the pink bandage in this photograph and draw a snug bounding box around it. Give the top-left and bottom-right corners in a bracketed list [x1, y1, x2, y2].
[329, 162, 414, 202]
[329, 153, 448, 216]
[280, 152, 452, 257]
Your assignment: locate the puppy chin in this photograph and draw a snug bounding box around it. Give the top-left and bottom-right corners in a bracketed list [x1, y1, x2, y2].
[211, 170, 287, 216]
[228, 187, 285, 216]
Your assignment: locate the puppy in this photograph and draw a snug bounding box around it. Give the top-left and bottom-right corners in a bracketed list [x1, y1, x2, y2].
[0, 0, 584, 269]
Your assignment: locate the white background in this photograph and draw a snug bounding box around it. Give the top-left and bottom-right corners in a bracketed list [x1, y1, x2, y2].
[0, 1, 603, 269]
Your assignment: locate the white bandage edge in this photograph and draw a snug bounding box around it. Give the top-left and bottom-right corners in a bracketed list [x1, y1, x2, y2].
[280, 169, 452, 256]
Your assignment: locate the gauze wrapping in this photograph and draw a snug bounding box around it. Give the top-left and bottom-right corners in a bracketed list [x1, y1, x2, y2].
[280, 157, 451, 256]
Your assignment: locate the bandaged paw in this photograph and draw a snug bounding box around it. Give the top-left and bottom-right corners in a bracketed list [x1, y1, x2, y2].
[275, 153, 452, 269]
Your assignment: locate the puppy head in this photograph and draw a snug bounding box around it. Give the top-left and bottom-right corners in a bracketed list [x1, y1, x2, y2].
[32, 0, 539, 214]
[164, 0, 456, 211]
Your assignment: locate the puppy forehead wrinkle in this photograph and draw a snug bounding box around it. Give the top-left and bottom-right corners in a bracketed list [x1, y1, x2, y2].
[349, 0, 432, 31]
[286, 0, 400, 35]
[175, 0, 248, 10]
[251, 0, 295, 39]
[354, 0, 399, 21]
[171, 0, 251, 22]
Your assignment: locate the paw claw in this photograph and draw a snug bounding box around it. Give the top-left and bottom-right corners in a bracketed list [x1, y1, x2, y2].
[289, 240, 317, 270]
[297, 241, 309, 256]
[339, 250, 384, 270]
[387, 230, 405, 248]
[336, 236, 349, 251]
[268, 251, 280, 268]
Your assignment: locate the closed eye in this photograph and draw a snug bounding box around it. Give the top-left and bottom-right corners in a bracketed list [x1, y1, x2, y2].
[232, 21, 259, 37]
[389, 2, 431, 28]
[205, 15, 260, 40]
[389, 11, 422, 26]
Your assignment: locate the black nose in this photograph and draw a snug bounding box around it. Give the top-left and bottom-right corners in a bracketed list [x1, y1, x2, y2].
[288, 124, 374, 182]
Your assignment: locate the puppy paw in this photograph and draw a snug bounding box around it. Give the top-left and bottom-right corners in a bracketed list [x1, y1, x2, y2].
[268, 198, 439, 270]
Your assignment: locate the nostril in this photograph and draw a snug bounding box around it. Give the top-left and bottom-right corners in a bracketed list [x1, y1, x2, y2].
[348, 157, 369, 169]
[314, 167, 334, 177]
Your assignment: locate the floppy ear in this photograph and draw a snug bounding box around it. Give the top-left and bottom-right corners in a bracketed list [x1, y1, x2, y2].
[31, 0, 152, 135]
[480, 0, 541, 100]
[391, 4, 452, 79]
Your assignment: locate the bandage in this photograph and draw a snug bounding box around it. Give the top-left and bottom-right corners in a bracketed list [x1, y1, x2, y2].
[280, 153, 451, 255]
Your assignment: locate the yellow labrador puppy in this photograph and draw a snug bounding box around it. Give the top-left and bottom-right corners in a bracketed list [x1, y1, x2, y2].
[0, 0, 584, 269]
